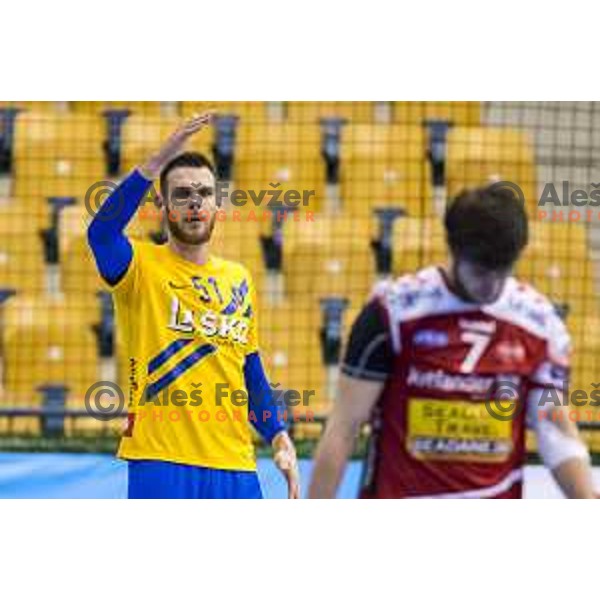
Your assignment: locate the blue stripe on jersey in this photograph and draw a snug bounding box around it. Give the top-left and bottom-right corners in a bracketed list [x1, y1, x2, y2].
[147, 338, 194, 375]
[221, 279, 249, 315]
[146, 343, 217, 398]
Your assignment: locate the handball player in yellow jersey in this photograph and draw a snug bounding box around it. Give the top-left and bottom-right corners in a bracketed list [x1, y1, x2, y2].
[88, 114, 299, 499]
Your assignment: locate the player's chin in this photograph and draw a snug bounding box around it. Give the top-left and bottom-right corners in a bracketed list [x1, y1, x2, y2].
[173, 222, 214, 245]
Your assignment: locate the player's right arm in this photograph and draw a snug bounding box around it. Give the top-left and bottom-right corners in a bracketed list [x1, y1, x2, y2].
[87, 112, 212, 285]
[308, 299, 391, 498]
[309, 375, 383, 498]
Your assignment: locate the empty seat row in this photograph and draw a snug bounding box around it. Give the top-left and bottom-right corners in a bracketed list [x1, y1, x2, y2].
[8, 112, 538, 222]
[1, 289, 599, 431]
[1, 102, 482, 125]
[0, 200, 594, 314]
[0, 293, 354, 417]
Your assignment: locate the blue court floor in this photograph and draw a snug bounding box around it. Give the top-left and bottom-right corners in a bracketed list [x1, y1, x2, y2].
[0, 452, 591, 498]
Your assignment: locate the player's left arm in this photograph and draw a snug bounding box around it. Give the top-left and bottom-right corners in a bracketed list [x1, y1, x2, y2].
[243, 275, 299, 499]
[528, 390, 595, 498]
[527, 313, 595, 499]
[244, 353, 299, 499]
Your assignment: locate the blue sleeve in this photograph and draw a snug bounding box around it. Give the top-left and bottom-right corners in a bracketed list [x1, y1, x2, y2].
[244, 351, 287, 443]
[87, 169, 153, 286]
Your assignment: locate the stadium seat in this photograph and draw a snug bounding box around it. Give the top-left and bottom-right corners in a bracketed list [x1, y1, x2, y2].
[61, 236, 102, 297]
[60, 203, 160, 247]
[283, 215, 376, 306]
[210, 207, 267, 286]
[570, 314, 600, 422]
[120, 114, 212, 175]
[71, 101, 172, 116]
[0, 203, 46, 295]
[516, 222, 595, 317]
[0, 101, 70, 113]
[389, 217, 447, 275]
[446, 127, 537, 213]
[284, 216, 445, 306]
[59, 202, 164, 296]
[13, 112, 106, 206]
[3, 295, 100, 407]
[392, 101, 481, 126]
[259, 299, 359, 416]
[181, 102, 277, 123]
[234, 122, 325, 213]
[339, 124, 432, 218]
[285, 102, 376, 124]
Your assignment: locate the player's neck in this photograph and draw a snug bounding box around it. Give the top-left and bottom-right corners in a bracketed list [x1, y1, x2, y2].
[439, 265, 475, 304]
[168, 238, 210, 266]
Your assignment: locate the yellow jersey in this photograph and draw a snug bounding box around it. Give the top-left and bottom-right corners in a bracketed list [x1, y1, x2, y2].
[111, 240, 260, 471]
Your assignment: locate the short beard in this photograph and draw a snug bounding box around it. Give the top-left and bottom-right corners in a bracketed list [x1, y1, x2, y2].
[165, 214, 217, 246]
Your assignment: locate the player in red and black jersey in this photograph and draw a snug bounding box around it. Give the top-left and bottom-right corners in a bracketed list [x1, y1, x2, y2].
[309, 185, 596, 499]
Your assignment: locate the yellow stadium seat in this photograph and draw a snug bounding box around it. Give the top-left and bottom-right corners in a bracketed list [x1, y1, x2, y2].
[121, 114, 212, 175]
[516, 222, 595, 317]
[58, 204, 102, 296]
[570, 314, 600, 436]
[62, 196, 164, 243]
[284, 216, 445, 306]
[0, 101, 70, 113]
[59, 204, 90, 251]
[393, 102, 481, 126]
[210, 207, 267, 287]
[72, 101, 172, 116]
[446, 127, 537, 213]
[286, 102, 376, 124]
[339, 124, 432, 218]
[3, 295, 100, 404]
[284, 215, 375, 305]
[3, 293, 101, 337]
[0, 204, 46, 294]
[13, 112, 106, 206]
[61, 237, 102, 297]
[389, 217, 447, 276]
[259, 299, 359, 421]
[181, 102, 276, 123]
[13, 111, 105, 160]
[234, 122, 325, 213]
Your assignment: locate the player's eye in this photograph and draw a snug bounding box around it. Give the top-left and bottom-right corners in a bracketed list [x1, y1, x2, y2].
[172, 188, 192, 200]
[199, 186, 215, 198]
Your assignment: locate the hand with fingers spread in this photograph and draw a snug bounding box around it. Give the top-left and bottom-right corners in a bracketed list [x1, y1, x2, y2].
[140, 112, 213, 180]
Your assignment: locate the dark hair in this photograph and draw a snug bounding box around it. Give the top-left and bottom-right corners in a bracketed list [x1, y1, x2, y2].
[159, 152, 216, 200]
[444, 185, 529, 269]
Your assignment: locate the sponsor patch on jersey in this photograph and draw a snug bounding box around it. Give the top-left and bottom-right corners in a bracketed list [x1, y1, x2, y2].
[495, 341, 526, 363]
[413, 330, 450, 349]
[407, 398, 513, 463]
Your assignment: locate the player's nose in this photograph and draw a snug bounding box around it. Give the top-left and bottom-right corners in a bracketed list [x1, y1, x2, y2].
[187, 195, 204, 211]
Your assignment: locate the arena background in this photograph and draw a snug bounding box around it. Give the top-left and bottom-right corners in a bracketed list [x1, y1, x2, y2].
[0, 100, 599, 498]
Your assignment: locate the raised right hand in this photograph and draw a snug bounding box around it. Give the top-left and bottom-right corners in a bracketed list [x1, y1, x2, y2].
[140, 112, 213, 180]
